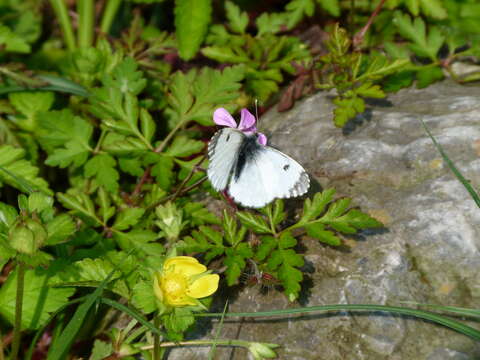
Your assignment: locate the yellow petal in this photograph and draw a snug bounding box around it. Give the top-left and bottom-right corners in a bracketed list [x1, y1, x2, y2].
[167, 296, 197, 306]
[165, 257, 206, 277]
[187, 274, 219, 299]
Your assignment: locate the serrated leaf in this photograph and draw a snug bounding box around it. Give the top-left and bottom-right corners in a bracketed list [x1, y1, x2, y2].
[166, 65, 244, 126]
[113, 208, 145, 231]
[420, 0, 447, 19]
[201, 46, 250, 63]
[46, 214, 76, 245]
[118, 157, 144, 176]
[114, 230, 163, 255]
[416, 66, 444, 88]
[184, 202, 221, 225]
[9, 91, 54, 126]
[285, 0, 315, 29]
[256, 13, 288, 36]
[175, 0, 212, 60]
[149, 154, 174, 190]
[140, 108, 156, 143]
[305, 223, 341, 246]
[317, 0, 340, 16]
[333, 96, 365, 127]
[355, 83, 385, 98]
[255, 236, 277, 261]
[0, 145, 51, 194]
[103, 57, 147, 96]
[0, 25, 30, 53]
[301, 189, 336, 223]
[278, 232, 297, 249]
[84, 154, 120, 193]
[38, 110, 93, 168]
[237, 212, 272, 234]
[0, 268, 75, 330]
[278, 259, 303, 301]
[131, 280, 157, 314]
[166, 136, 204, 157]
[199, 225, 223, 246]
[225, 1, 248, 34]
[224, 246, 251, 285]
[339, 209, 383, 230]
[90, 340, 113, 360]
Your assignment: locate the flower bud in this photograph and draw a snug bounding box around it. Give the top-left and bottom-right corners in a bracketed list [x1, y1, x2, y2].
[9, 222, 36, 255]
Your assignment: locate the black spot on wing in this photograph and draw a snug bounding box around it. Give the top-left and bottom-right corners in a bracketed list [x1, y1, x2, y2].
[283, 164, 290, 171]
[234, 135, 263, 181]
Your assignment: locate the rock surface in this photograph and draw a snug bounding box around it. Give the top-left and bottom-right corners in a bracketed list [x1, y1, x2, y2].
[169, 81, 480, 359]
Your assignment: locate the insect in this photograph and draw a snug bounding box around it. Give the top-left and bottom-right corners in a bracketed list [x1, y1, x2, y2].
[207, 108, 310, 208]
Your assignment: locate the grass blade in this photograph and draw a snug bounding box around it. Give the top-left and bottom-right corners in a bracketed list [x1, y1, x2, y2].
[198, 304, 480, 341]
[420, 118, 480, 208]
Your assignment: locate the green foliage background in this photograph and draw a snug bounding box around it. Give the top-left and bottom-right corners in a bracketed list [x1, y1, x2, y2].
[0, 0, 479, 358]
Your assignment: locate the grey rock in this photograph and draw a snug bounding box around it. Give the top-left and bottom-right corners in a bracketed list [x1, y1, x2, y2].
[169, 81, 480, 359]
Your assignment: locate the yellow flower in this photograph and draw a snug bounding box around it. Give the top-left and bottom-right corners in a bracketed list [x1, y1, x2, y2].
[153, 256, 219, 307]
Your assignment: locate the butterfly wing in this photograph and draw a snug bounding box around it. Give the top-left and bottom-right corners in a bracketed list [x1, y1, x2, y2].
[228, 146, 309, 208]
[207, 128, 245, 191]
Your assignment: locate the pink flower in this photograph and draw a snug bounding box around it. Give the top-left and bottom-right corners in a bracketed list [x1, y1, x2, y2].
[213, 108, 267, 146]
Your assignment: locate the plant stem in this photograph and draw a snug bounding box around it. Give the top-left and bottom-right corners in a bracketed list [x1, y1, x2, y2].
[153, 314, 160, 360]
[100, 0, 122, 35]
[154, 118, 188, 153]
[0, 330, 4, 360]
[352, 0, 386, 50]
[77, 0, 94, 48]
[11, 262, 25, 360]
[141, 339, 254, 351]
[48, 0, 76, 51]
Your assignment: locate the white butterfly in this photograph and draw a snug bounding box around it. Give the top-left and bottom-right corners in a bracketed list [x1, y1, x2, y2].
[207, 108, 309, 208]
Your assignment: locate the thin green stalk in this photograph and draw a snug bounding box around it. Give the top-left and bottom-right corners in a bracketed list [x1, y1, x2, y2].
[77, 0, 94, 48]
[0, 329, 5, 360]
[11, 262, 25, 360]
[141, 339, 256, 351]
[154, 118, 188, 153]
[198, 304, 480, 340]
[153, 314, 160, 360]
[48, 0, 76, 51]
[100, 0, 122, 34]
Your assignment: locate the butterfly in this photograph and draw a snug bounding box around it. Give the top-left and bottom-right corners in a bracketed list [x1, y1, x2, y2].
[207, 108, 310, 208]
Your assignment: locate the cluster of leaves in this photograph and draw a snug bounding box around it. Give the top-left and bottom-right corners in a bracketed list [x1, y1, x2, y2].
[201, 1, 311, 101]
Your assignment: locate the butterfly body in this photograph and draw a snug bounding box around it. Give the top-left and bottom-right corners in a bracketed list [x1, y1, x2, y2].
[208, 128, 309, 208]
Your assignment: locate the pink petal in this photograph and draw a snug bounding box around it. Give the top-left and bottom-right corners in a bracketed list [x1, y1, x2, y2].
[213, 108, 237, 128]
[238, 108, 256, 132]
[257, 133, 267, 146]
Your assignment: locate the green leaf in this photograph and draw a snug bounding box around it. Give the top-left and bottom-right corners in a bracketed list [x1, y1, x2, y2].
[184, 202, 221, 225]
[285, 0, 315, 29]
[237, 212, 272, 234]
[90, 340, 113, 360]
[420, 0, 447, 19]
[84, 154, 120, 193]
[317, 0, 340, 16]
[140, 109, 156, 144]
[131, 280, 157, 314]
[0, 268, 75, 330]
[165, 65, 244, 126]
[332, 96, 365, 127]
[355, 83, 385, 98]
[301, 189, 336, 223]
[256, 13, 288, 36]
[224, 243, 252, 285]
[416, 66, 444, 88]
[118, 157, 144, 176]
[0, 25, 30, 53]
[113, 208, 145, 231]
[255, 236, 277, 261]
[38, 110, 93, 168]
[0, 145, 51, 194]
[225, 1, 248, 34]
[166, 136, 204, 157]
[103, 57, 147, 96]
[305, 223, 341, 246]
[175, 0, 212, 60]
[114, 230, 163, 255]
[149, 154, 175, 191]
[46, 214, 76, 245]
[9, 92, 54, 131]
[393, 12, 445, 60]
